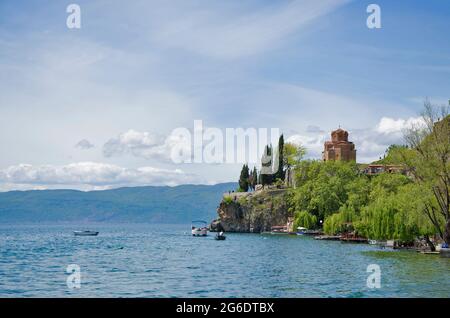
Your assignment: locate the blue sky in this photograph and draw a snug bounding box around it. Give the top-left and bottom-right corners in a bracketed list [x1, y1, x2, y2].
[0, 0, 449, 190]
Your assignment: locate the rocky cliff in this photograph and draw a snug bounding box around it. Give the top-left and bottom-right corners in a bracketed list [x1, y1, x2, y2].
[210, 189, 292, 233]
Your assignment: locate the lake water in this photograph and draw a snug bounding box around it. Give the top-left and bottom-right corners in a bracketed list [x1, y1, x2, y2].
[0, 223, 449, 297]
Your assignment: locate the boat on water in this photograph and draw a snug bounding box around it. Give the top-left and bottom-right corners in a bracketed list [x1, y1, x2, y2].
[261, 225, 289, 235]
[296, 227, 307, 235]
[191, 220, 208, 236]
[215, 231, 226, 240]
[73, 230, 99, 236]
[302, 229, 323, 236]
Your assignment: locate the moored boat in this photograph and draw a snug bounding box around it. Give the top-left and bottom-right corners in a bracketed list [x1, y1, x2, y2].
[191, 220, 208, 236]
[302, 229, 323, 236]
[73, 230, 99, 236]
[269, 225, 289, 235]
[296, 227, 307, 235]
[215, 231, 226, 240]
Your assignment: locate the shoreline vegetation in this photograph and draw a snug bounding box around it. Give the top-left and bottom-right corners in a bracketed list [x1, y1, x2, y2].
[211, 101, 450, 256]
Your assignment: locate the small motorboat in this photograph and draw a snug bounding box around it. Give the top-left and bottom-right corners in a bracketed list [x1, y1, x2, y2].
[74, 230, 99, 236]
[270, 225, 289, 235]
[215, 232, 226, 240]
[191, 220, 208, 237]
[296, 227, 307, 235]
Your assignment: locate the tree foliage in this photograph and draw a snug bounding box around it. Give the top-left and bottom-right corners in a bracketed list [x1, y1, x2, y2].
[276, 134, 285, 181]
[284, 142, 306, 169]
[238, 164, 250, 192]
[289, 158, 437, 242]
[289, 160, 362, 221]
[293, 211, 318, 230]
[248, 167, 258, 191]
[402, 100, 450, 244]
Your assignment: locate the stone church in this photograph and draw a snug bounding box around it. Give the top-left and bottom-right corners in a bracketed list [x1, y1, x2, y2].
[322, 128, 356, 162]
[285, 127, 357, 188]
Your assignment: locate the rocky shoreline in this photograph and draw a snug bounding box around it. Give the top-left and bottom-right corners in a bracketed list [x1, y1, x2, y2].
[208, 188, 450, 257]
[209, 188, 291, 233]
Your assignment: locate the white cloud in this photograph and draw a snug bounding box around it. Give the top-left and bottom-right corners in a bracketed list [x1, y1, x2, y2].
[0, 162, 202, 191]
[103, 129, 191, 162]
[103, 130, 165, 159]
[375, 117, 424, 135]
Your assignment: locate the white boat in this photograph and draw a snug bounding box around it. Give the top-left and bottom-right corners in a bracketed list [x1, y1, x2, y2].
[260, 225, 289, 235]
[191, 220, 208, 237]
[215, 231, 226, 240]
[74, 230, 99, 236]
[270, 225, 289, 235]
[296, 227, 307, 235]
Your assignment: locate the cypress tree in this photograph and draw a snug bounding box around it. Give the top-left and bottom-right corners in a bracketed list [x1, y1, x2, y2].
[238, 164, 250, 192]
[277, 134, 285, 181]
[252, 167, 258, 190]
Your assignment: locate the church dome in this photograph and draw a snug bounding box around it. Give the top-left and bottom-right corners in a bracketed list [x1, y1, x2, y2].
[322, 127, 356, 162]
[331, 128, 348, 142]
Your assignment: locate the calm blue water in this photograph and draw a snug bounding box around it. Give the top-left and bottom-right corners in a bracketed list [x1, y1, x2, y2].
[0, 223, 448, 297]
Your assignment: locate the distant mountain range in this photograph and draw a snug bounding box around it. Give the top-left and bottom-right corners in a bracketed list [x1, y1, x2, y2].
[0, 183, 236, 223]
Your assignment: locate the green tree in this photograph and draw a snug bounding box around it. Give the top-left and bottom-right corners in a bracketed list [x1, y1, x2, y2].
[374, 144, 409, 164]
[284, 142, 306, 169]
[238, 164, 250, 192]
[294, 211, 318, 230]
[276, 134, 285, 181]
[403, 100, 450, 245]
[251, 167, 258, 190]
[323, 212, 349, 235]
[394, 183, 437, 243]
[289, 160, 361, 221]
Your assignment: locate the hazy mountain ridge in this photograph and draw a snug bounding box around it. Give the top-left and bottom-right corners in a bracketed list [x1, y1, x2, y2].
[0, 183, 236, 223]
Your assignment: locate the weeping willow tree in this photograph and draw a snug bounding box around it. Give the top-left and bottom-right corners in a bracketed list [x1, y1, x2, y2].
[293, 211, 317, 230]
[357, 198, 399, 240]
[355, 182, 437, 242]
[322, 206, 360, 235]
[354, 172, 409, 240]
[323, 213, 345, 235]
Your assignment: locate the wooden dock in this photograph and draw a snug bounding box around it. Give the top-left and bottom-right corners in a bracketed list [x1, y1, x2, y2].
[314, 235, 341, 241]
[340, 237, 368, 243]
